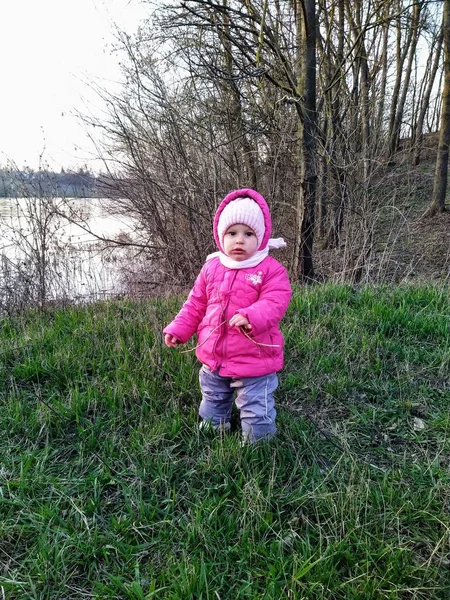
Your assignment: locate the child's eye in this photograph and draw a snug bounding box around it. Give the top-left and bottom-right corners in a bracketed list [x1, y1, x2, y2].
[245, 231, 255, 237]
[228, 231, 236, 236]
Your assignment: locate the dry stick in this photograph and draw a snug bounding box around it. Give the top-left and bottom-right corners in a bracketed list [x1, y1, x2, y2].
[180, 319, 280, 353]
[180, 320, 227, 353]
[240, 328, 280, 348]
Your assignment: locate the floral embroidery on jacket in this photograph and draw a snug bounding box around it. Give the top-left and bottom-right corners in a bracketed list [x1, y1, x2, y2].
[245, 271, 263, 286]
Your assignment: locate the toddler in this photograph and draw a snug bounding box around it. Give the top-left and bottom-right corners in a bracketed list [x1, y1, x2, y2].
[164, 188, 292, 442]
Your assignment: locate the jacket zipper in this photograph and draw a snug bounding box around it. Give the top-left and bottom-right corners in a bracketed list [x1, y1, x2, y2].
[213, 270, 238, 369]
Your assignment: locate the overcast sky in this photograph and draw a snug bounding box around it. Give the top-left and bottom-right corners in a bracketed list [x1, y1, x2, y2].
[0, 0, 149, 171]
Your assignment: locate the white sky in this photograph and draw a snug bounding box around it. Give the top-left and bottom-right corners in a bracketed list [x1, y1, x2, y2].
[0, 0, 149, 171]
[1, 1, 438, 173]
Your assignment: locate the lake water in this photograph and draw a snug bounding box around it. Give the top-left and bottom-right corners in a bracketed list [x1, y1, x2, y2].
[0, 197, 136, 303]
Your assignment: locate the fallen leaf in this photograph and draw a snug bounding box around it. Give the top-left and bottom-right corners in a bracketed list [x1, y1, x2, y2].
[413, 417, 426, 431]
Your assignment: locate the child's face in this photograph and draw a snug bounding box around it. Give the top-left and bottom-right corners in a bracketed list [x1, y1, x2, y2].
[223, 223, 258, 261]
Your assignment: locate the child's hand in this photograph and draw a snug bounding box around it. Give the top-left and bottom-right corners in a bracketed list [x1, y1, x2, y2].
[229, 314, 252, 331]
[164, 333, 181, 347]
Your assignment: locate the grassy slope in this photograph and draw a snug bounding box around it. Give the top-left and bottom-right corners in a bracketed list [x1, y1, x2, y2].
[1, 285, 450, 599]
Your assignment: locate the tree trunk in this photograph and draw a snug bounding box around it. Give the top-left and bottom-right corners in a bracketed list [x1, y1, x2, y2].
[388, 2, 422, 161]
[387, 1, 414, 161]
[292, 0, 317, 281]
[412, 23, 443, 166]
[317, 113, 327, 239]
[354, 0, 371, 182]
[374, 7, 389, 151]
[321, 0, 347, 248]
[220, 3, 258, 188]
[428, 0, 450, 215]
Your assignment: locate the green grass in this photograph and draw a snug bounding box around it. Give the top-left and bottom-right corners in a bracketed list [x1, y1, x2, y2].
[1, 284, 450, 599]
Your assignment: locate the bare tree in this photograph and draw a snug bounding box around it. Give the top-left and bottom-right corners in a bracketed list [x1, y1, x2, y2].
[428, 0, 450, 214]
[161, 0, 318, 280]
[411, 17, 443, 165]
[388, 1, 423, 161]
[292, 0, 317, 279]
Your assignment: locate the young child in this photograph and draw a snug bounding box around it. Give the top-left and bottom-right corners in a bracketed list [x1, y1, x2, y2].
[164, 188, 292, 442]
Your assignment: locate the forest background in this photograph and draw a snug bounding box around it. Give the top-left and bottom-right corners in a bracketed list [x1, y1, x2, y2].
[73, 0, 449, 291]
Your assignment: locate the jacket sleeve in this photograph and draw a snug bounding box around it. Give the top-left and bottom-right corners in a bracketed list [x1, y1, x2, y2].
[237, 262, 292, 337]
[163, 266, 208, 343]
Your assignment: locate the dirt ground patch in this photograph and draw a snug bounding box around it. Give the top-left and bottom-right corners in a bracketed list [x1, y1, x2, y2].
[314, 156, 450, 284]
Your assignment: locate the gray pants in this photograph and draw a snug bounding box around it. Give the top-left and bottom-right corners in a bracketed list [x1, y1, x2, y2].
[199, 365, 278, 442]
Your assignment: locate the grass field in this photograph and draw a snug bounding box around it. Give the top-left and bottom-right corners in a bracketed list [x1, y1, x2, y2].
[1, 284, 450, 599]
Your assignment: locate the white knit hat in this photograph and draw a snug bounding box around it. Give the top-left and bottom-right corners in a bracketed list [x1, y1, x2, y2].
[217, 197, 266, 250]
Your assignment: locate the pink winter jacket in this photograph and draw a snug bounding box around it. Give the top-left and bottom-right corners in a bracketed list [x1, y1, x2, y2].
[163, 256, 292, 378]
